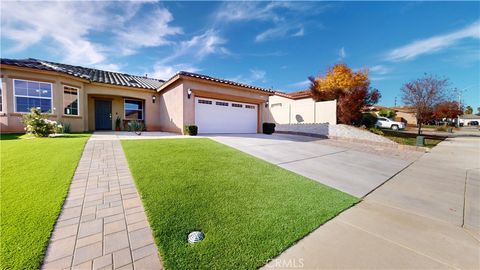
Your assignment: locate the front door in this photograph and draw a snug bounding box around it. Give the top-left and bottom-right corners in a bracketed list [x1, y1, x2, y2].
[95, 100, 112, 130]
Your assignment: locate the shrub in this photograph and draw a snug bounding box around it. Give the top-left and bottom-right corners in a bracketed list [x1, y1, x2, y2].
[22, 108, 60, 137]
[378, 108, 396, 119]
[184, 125, 198, 136]
[127, 120, 144, 135]
[57, 121, 71, 133]
[435, 125, 447, 132]
[263, 123, 276, 135]
[360, 113, 378, 128]
[369, 127, 384, 136]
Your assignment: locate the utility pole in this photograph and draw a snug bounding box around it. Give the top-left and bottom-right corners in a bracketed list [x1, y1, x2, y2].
[394, 96, 397, 107]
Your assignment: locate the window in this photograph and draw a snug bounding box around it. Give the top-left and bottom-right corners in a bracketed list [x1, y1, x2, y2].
[124, 99, 143, 120]
[14, 79, 53, 113]
[63, 86, 79, 115]
[245, 105, 255, 109]
[232, 103, 243, 108]
[198, 99, 212, 105]
[216, 101, 228, 106]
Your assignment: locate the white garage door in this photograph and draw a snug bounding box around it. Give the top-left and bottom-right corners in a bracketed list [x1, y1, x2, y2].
[195, 97, 258, 134]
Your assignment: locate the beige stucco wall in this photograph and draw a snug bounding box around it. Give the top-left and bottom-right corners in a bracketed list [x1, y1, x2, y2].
[396, 111, 417, 125]
[157, 80, 184, 133]
[0, 67, 160, 133]
[174, 79, 270, 133]
[267, 95, 337, 125]
[0, 68, 87, 133]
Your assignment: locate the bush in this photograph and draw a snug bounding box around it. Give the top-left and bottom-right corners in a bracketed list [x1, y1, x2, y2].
[184, 125, 198, 136]
[369, 127, 384, 136]
[435, 125, 447, 132]
[378, 108, 396, 119]
[22, 108, 61, 137]
[127, 120, 144, 135]
[360, 113, 378, 128]
[263, 123, 276, 135]
[58, 121, 71, 133]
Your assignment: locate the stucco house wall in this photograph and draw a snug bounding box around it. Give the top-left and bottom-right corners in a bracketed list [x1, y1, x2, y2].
[267, 94, 337, 125]
[158, 77, 270, 134]
[0, 66, 161, 133]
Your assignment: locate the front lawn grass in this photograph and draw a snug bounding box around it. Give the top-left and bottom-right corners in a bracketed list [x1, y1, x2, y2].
[0, 133, 90, 270]
[384, 134, 443, 148]
[122, 138, 358, 270]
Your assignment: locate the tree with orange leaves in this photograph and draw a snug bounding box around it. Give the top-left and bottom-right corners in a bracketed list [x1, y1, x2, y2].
[309, 64, 380, 124]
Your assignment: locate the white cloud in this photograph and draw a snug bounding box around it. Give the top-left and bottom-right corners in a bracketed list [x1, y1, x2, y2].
[255, 24, 304, 43]
[150, 63, 200, 80]
[338, 47, 346, 59]
[369, 65, 390, 75]
[386, 20, 480, 61]
[228, 69, 267, 84]
[94, 63, 122, 72]
[159, 30, 229, 65]
[1, 1, 183, 66]
[288, 79, 311, 88]
[115, 8, 182, 55]
[215, 2, 316, 42]
[1, 1, 109, 65]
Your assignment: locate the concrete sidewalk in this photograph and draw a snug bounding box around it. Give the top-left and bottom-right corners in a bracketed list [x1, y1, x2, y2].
[264, 137, 480, 269]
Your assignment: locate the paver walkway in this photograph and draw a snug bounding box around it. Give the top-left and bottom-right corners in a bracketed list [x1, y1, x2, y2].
[42, 138, 162, 269]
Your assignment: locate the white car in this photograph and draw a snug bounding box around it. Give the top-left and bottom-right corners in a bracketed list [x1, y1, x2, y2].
[375, 117, 405, 131]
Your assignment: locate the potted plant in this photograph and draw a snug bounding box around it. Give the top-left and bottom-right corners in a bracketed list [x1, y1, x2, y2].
[127, 120, 144, 135]
[115, 116, 122, 131]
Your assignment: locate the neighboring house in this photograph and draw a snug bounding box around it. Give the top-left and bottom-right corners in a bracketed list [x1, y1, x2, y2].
[0, 58, 274, 134]
[266, 90, 337, 125]
[458, 114, 480, 125]
[363, 105, 417, 126]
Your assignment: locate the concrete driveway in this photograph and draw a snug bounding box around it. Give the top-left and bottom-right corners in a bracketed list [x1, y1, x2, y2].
[263, 137, 480, 269]
[209, 133, 421, 197]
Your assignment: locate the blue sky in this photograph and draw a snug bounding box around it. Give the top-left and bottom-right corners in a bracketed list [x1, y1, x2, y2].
[1, 1, 479, 109]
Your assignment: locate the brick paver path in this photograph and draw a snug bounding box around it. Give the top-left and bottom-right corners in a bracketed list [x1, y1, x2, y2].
[42, 139, 162, 270]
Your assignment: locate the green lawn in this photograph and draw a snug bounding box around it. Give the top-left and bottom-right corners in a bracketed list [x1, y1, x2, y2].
[384, 134, 443, 148]
[0, 133, 90, 270]
[122, 138, 358, 270]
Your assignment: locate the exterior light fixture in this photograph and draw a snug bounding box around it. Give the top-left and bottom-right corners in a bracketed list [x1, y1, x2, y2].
[265, 100, 269, 108]
[152, 95, 156, 103]
[187, 88, 192, 99]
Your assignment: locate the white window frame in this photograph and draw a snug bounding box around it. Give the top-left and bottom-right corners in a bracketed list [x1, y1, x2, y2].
[13, 79, 53, 113]
[0, 78, 3, 112]
[124, 99, 144, 120]
[63, 85, 80, 116]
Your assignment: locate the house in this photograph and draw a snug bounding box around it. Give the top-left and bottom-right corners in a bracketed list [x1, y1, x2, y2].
[363, 105, 417, 126]
[458, 114, 480, 126]
[266, 90, 337, 125]
[0, 58, 274, 134]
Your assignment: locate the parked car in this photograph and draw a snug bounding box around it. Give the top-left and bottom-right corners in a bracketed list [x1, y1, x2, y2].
[468, 121, 479, 126]
[375, 117, 406, 130]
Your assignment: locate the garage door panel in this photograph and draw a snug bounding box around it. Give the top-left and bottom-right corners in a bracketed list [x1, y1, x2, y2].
[195, 97, 257, 134]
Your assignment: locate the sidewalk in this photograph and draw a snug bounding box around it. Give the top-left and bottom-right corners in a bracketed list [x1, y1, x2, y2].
[264, 137, 480, 269]
[42, 139, 162, 269]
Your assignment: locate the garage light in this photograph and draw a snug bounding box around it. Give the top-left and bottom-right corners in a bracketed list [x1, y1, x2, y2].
[187, 231, 204, 243]
[152, 95, 156, 103]
[265, 100, 269, 108]
[187, 88, 192, 99]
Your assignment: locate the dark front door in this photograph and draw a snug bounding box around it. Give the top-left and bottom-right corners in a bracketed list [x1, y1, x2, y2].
[95, 100, 112, 130]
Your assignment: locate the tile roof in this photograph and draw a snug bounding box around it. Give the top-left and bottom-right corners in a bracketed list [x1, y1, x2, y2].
[159, 71, 274, 93]
[0, 58, 164, 90]
[274, 89, 312, 100]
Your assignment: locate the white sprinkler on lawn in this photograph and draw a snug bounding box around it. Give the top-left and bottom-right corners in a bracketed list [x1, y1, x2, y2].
[188, 231, 205, 244]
